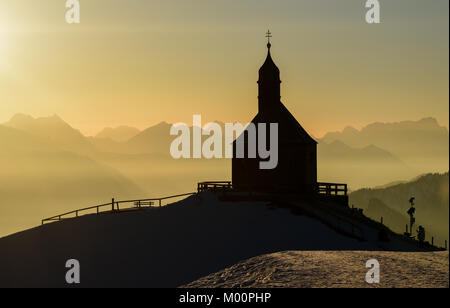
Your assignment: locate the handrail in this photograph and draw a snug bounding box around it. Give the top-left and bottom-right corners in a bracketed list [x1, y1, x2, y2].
[47, 202, 112, 220]
[296, 200, 365, 241]
[317, 182, 348, 196]
[197, 181, 348, 196]
[41, 192, 196, 225]
[198, 181, 232, 184]
[197, 181, 232, 193]
[115, 193, 198, 204]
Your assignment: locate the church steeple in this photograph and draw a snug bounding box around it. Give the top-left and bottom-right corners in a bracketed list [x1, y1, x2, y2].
[258, 30, 281, 113]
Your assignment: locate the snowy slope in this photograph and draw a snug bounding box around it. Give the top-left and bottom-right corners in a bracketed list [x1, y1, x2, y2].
[183, 250, 449, 288]
[0, 193, 432, 287]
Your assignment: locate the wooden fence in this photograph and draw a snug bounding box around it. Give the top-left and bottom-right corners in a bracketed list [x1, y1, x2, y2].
[197, 181, 232, 193]
[317, 182, 348, 196]
[197, 181, 348, 196]
[41, 192, 196, 225]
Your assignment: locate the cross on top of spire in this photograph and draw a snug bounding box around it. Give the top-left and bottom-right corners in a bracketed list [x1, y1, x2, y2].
[266, 30, 272, 42]
[266, 30, 272, 49]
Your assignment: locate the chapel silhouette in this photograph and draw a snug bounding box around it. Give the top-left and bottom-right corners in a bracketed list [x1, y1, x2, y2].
[232, 32, 318, 193]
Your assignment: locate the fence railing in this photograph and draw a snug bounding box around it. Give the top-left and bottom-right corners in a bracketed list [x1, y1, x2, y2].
[41, 192, 196, 225]
[296, 199, 365, 241]
[197, 181, 232, 193]
[317, 182, 348, 196]
[197, 181, 348, 197]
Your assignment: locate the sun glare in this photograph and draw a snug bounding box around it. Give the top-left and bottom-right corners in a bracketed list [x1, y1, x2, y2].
[0, 18, 8, 69]
[0, 28, 14, 76]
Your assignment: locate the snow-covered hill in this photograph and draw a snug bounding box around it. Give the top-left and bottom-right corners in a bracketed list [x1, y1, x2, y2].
[0, 193, 436, 287]
[183, 250, 449, 288]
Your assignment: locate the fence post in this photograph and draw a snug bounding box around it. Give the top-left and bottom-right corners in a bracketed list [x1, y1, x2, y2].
[445, 240, 447, 250]
[112, 198, 115, 211]
[159, 199, 162, 207]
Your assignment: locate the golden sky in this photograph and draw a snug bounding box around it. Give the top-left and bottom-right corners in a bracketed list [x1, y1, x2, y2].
[0, 0, 448, 137]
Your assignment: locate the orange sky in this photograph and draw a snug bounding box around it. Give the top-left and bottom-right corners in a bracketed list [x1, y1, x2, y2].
[0, 0, 448, 137]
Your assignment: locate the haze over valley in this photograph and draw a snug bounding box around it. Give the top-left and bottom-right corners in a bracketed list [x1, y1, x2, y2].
[0, 114, 448, 237]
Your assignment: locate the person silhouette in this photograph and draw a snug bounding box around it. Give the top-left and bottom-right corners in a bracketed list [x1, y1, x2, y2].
[417, 226, 425, 244]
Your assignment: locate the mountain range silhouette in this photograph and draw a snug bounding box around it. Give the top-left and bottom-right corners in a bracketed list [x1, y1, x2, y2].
[0, 114, 448, 237]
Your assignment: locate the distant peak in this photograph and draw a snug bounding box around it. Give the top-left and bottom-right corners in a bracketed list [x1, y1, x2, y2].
[328, 140, 350, 148]
[4, 114, 35, 128]
[342, 126, 359, 133]
[9, 113, 34, 122]
[418, 117, 439, 124]
[363, 144, 384, 152]
[365, 117, 441, 128]
[95, 125, 140, 142]
[50, 114, 63, 120]
[154, 121, 170, 127]
[42, 114, 65, 123]
[8, 113, 66, 124]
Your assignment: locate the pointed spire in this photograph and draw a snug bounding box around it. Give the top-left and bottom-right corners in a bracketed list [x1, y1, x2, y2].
[258, 30, 281, 113]
[259, 30, 279, 78]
